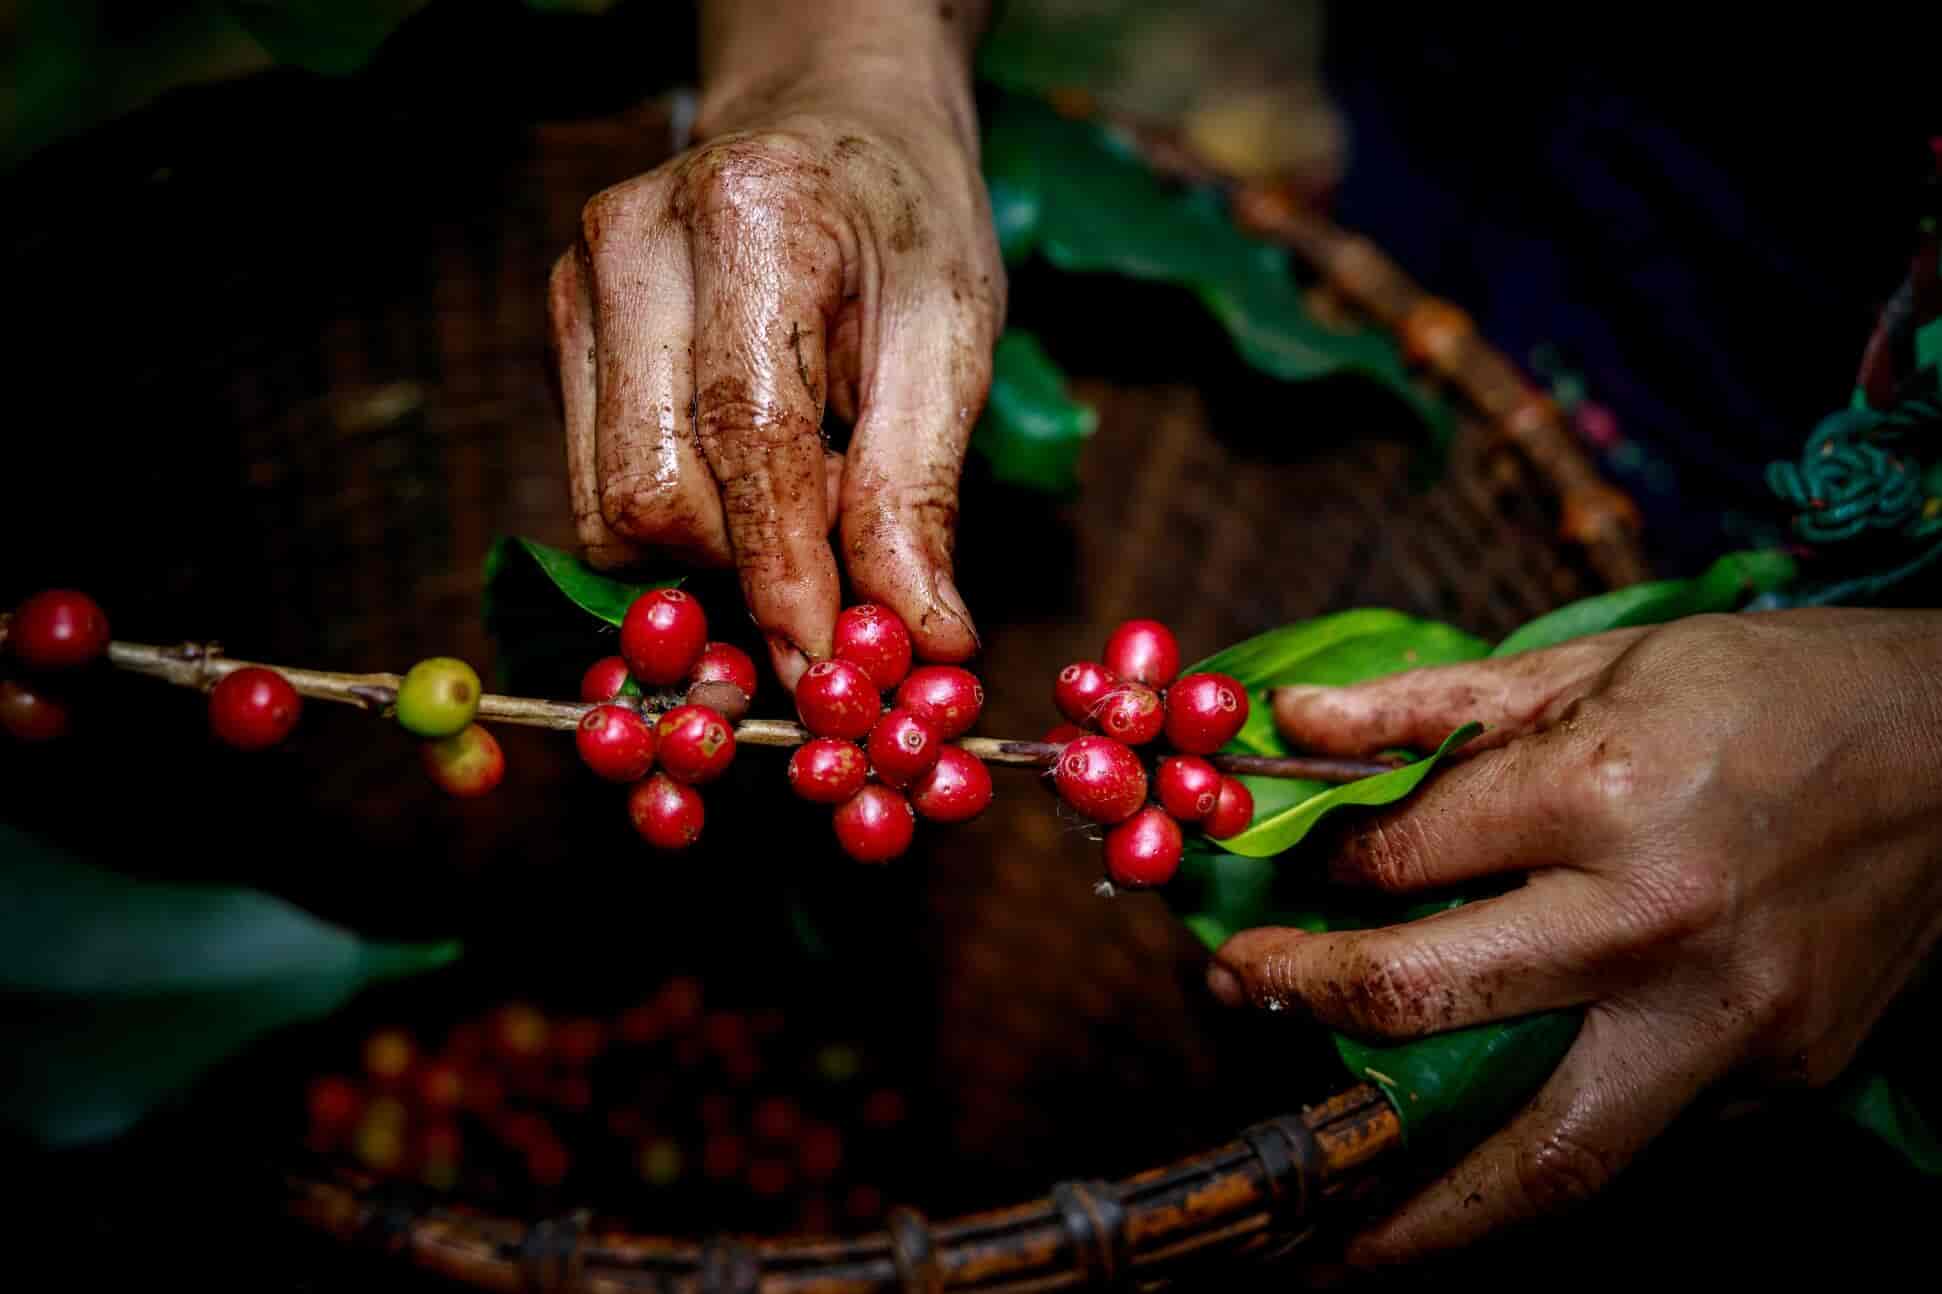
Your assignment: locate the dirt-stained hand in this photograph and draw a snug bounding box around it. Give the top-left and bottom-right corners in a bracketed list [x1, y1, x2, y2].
[549, 2, 1001, 688]
[1207, 608, 1942, 1263]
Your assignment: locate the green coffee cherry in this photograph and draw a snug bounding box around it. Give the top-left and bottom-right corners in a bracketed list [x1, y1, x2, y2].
[396, 657, 482, 738]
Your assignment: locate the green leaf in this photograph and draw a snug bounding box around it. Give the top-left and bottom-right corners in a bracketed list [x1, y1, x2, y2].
[978, 93, 1451, 447]
[1490, 549, 1796, 658]
[1338, 1010, 1581, 1154]
[0, 825, 459, 1147]
[223, 0, 429, 76]
[971, 330, 1098, 495]
[1916, 317, 1942, 376]
[482, 535, 679, 629]
[1188, 611, 1486, 756]
[1829, 1069, 1942, 1176]
[1216, 724, 1482, 859]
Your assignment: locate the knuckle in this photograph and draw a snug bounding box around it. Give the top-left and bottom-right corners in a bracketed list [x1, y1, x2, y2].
[1350, 944, 1445, 1035]
[1338, 817, 1432, 892]
[599, 472, 696, 542]
[680, 135, 818, 224]
[1514, 1129, 1612, 1215]
[1617, 858, 1731, 947]
[697, 397, 810, 456]
[579, 179, 653, 252]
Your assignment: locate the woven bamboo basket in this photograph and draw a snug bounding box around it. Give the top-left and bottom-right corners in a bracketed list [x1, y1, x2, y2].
[0, 66, 1644, 1292]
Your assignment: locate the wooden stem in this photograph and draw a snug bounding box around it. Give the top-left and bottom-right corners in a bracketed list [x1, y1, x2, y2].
[103, 640, 1396, 784]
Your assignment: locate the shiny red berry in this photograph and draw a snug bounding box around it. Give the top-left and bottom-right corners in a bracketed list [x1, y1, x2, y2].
[9, 589, 110, 671]
[208, 667, 302, 750]
[866, 707, 941, 788]
[1156, 755, 1223, 821]
[1163, 672, 1248, 754]
[795, 659, 880, 739]
[1053, 661, 1117, 726]
[832, 785, 916, 862]
[0, 678, 70, 742]
[422, 724, 506, 797]
[1204, 776, 1255, 839]
[629, 773, 705, 849]
[620, 588, 708, 685]
[1096, 683, 1164, 745]
[1104, 806, 1184, 888]
[576, 704, 657, 782]
[894, 665, 982, 739]
[787, 737, 869, 804]
[1102, 619, 1179, 689]
[832, 603, 913, 691]
[1043, 722, 1086, 746]
[655, 704, 736, 785]
[689, 641, 758, 701]
[579, 656, 634, 703]
[910, 745, 993, 823]
[1053, 735, 1147, 824]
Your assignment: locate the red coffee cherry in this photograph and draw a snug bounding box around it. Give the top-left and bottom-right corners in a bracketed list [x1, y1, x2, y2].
[689, 641, 758, 701]
[576, 704, 657, 782]
[832, 785, 916, 863]
[422, 724, 506, 797]
[579, 656, 635, 703]
[1043, 722, 1086, 746]
[1053, 735, 1147, 824]
[1155, 755, 1222, 822]
[1104, 806, 1184, 888]
[1162, 672, 1248, 754]
[865, 707, 941, 788]
[620, 588, 708, 686]
[0, 678, 69, 742]
[655, 704, 736, 785]
[1053, 661, 1117, 726]
[894, 665, 983, 739]
[208, 667, 302, 751]
[910, 745, 993, 823]
[1095, 683, 1164, 746]
[1203, 776, 1255, 839]
[1102, 619, 1179, 689]
[795, 659, 880, 740]
[787, 737, 869, 804]
[9, 589, 110, 671]
[629, 773, 705, 850]
[832, 603, 913, 691]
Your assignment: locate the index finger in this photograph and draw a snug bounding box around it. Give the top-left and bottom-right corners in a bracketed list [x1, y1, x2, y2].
[686, 168, 845, 688]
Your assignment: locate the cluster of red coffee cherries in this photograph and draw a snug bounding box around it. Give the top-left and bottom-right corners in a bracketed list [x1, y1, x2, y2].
[786, 604, 992, 863]
[574, 588, 755, 851]
[0, 588, 113, 741]
[1043, 620, 1254, 891]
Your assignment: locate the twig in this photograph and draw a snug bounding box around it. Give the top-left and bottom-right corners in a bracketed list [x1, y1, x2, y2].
[102, 640, 1396, 783]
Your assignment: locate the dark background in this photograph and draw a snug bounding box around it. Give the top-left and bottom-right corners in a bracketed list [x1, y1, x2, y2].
[4, 2, 1940, 1288]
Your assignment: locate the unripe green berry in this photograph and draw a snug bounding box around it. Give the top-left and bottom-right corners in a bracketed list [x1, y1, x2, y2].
[396, 657, 482, 738]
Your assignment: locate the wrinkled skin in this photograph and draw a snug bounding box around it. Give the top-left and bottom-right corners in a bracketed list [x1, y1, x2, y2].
[549, 0, 1001, 688]
[1206, 607, 1942, 1263]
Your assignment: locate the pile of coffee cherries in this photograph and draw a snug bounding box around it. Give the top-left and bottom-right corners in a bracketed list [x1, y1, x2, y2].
[575, 587, 753, 852]
[1044, 619, 1255, 891]
[786, 604, 992, 863]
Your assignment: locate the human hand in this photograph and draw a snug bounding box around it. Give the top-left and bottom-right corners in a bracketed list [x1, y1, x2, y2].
[1206, 608, 1942, 1262]
[549, 1, 1001, 688]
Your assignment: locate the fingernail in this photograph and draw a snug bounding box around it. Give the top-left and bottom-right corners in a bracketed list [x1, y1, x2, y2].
[767, 632, 813, 692]
[933, 573, 980, 649]
[1206, 962, 1246, 1008]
